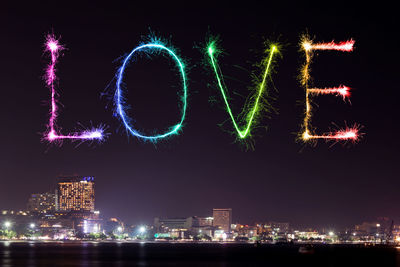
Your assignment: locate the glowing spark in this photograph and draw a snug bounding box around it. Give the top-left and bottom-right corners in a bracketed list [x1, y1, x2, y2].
[308, 85, 351, 100]
[309, 40, 354, 52]
[47, 40, 59, 52]
[303, 127, 359, 140]
[44, 34, 104, 143]
[115, 41, 187, 141]
[300, 36, 359, 142]
[207, 40, 278, 139]
[333, 128, 358, 139]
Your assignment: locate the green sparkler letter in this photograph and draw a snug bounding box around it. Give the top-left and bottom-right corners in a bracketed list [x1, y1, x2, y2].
[207, 41, 278, 139]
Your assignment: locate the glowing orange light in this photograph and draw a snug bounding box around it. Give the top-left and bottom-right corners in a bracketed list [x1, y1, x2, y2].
[300, 37, 359, 143]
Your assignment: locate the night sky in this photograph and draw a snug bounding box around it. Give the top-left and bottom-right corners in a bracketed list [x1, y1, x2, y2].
[0, 1, 398, 229]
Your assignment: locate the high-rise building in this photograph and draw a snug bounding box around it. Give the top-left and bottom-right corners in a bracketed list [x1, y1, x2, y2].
[27, 192, 56, 214]
[56, 176, 95, 212]
[213, 208, 232, 233]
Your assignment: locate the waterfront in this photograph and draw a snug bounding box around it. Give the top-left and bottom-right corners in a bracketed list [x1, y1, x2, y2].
[1, 241, 399, 266]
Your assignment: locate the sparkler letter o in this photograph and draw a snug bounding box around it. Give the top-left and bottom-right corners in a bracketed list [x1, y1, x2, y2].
[115, 43, 187, 141]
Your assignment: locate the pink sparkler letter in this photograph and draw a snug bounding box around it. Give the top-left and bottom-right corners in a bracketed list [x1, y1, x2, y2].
[44, 34, 104, 143]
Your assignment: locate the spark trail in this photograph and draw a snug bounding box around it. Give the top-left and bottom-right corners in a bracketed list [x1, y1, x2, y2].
[207, 41, 278, 140]
[300, 37, 359, 143]
[115, 41, 187, 142]
[44, 34, 104, 143]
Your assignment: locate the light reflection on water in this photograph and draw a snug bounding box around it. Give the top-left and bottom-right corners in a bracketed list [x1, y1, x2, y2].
[0, 241, 399, 267]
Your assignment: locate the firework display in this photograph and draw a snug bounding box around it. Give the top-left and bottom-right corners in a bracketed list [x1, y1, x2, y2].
[41, 32, 362, 147]
[300, 37, 358, 142]
[115, 41, 188, 142]
[206, 40, 278, 140]
[44, 34, 104, 143]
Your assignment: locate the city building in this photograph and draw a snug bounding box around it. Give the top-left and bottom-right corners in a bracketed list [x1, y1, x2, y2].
[154, 217, 193, 232]
[354, 222, 381, 236]
[231, 224, 258, 239]
[103, 218, 124, 235]
[153, 217, 193, 239]
[193, 216, 213, 227]
[212, 208, 232, 233]
[56, 176, 95, 212]
[264, 222, 290, 234]
[27, 192, 56, 214]
[190, 216, 214, 238]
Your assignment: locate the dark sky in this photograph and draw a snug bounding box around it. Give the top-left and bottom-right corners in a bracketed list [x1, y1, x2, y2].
[0, 1, 398, 230]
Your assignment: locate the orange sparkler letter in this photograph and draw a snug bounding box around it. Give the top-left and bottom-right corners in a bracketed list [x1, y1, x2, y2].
[300, 37, 359, 143]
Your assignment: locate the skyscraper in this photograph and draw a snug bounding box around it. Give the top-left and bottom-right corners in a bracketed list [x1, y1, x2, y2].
[27, 192, 56, 214]
[213, 208, 232, 233]
[56, 176, 95, 212]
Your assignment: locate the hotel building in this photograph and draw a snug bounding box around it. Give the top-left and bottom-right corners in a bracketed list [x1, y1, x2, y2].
[56, 176, 95, 212]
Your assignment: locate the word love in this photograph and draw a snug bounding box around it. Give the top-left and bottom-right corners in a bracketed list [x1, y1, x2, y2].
[43, 33, 360, 147]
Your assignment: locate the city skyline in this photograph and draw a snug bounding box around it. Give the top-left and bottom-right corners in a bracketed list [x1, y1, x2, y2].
[5, 174, 396, 231]
[0, 170, 398, 243]
[0, 1, 398, 230]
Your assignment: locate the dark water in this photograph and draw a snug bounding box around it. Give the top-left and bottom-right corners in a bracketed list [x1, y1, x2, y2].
[1, 241, 399, 267]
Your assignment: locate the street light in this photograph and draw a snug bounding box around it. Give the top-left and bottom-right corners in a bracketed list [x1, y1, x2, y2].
[30, 223, 35, 229]
[4, 221, 11, 229]
[139, 226, 146, 234]
[117, 226, 123, 233]
[376, 224, 381, 239]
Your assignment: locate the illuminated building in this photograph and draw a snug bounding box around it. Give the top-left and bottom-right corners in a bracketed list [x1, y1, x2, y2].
[153, 217, 199, 239]
[154, 217, 192, 232]
[56, 176, 95, 212]
[213, 208, 232, 233]
[27, 192, 56, 214]
[103, 218, 123, 234]
[354, 222, 382, 236]
[261, 222, 290, 234]
[83, 219, 101, 234]
[193, 216, 213, 227]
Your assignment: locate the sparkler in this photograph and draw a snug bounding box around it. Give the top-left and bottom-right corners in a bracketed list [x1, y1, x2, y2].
[115, 40, 187, 142]
[44, 34, 104, 143]
[300, 36, 359, 143]
[206, 40, 278, 140]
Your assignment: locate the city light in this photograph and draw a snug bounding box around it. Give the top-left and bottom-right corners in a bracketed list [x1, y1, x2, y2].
[115, 39, 188, 142]
[4, 221, 11, 229]
[43, 34, 105, 144]
[329, 231, 334, 237]
[206, 39, 279, 140]
[30, 223, 35, 229]
[139, 226, 146, 234]
[117, 226, 123, 233]
[222, 233, 227, 241]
